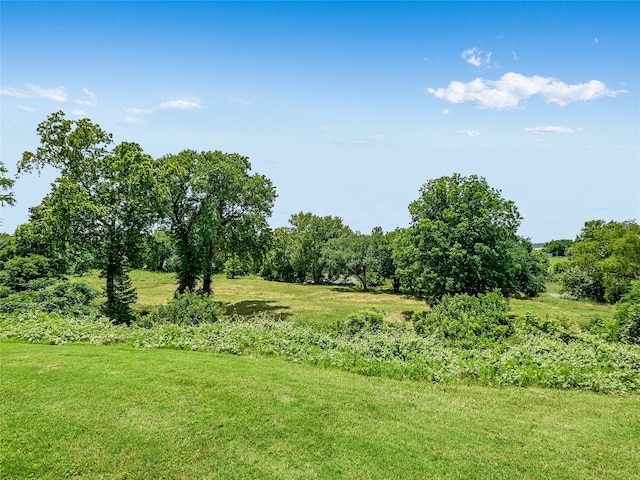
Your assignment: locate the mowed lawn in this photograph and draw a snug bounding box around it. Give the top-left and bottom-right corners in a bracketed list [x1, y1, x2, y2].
[2, 342, 639, 479]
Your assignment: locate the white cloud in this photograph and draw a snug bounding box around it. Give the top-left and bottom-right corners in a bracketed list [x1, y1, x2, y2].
[461, 47, 493, 68]
[76, 88, 97, 107]
[126, 99, 203, 114]
[525, 126, 579, 134]
[441, 108, 450, 115]
[126, 107, 155, 114]
[71, 109, 87, 116]
[512, 50, 518, 60]
[124, 115, 143, 125]
[159, 100, 202, 110]
[455, 130, 480, 137]
[427, 72, 625, 109]
[18, 105, 35, 112]
[0, 83, 67, 101]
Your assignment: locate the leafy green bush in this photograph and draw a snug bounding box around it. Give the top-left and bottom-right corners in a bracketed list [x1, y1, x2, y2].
[560, 266, 606, 302]
[335, 308, 385, 336]
[0, 255, 51, 292]
[617, 281, 640, 344]
[146, 292, 224, 326]
[412, 291, 512, 347]
[0, 279, 99, 315]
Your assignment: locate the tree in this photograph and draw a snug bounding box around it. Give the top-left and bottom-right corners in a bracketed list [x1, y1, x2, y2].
[400, 173, 535, 303]
[511, 237, 548, 297]
[19, 112, 159, 323]
[323, 227, 392, 291]
[287, 212, 350, 283]
[260, 227, 296, 282]
[0, 162, 16, 220]
[543, 239, 573, 257]
[562, 220, 640, 303]
[158, 150, 275, 295]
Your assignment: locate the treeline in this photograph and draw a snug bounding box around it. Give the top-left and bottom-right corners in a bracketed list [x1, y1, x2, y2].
[0, 111, 639, 327]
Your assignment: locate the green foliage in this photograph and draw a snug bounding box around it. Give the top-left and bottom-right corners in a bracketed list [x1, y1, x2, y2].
[0, 278, 99, 315]
[0, 254, 51, 291]
[19, 112, 160, 322]
[512, 238, 549, 297]
[157, 150, 276, 294]
[412, 291, 513, 347]
[400, 174, 539, 302]
[543, 239, 573, 256]
[2, 309, 639, 393]
[223, 254, 246, 279]
[146, 292, 224, 326]
[0, 161, 16, 219]
[616, 281, 640, 343]
[260, 227, 296, 282]
[143, 229, 175, 272]
[265, 212, 350, 284]
[335, 308, 385, 336]
[102, 273, 137, 324]
[562, 220, 640, 303]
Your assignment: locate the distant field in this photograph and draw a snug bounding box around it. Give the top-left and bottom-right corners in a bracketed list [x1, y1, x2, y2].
[2, 342, 638, 479]
[76, 269, 615, 327]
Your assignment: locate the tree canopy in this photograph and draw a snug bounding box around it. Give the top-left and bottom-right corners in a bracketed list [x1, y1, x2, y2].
[19, 112, 159, 323]
[157, 149, 276, 295]
[398, 173, 545, 303]
[562, 220, 640, 303]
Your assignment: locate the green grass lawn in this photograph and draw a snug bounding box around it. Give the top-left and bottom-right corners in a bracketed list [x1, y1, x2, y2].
[2, 341, 638, 479]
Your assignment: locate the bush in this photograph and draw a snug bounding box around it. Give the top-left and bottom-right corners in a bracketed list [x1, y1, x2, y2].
[617, 281, 640, 344]
[146, 292, 224, 326]
[0, 255, 52, 292]
[335, 308, 385, 336]
[560, 266, 606, 302]
[0, 279, 99, 315]
[412, 291, 512, 348]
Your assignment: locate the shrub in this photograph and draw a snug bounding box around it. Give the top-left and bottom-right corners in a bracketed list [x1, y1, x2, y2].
[32, 280, 99, 314]
[617, 281, 640, 344]
[0, 255, 51, 292]
[412, 291, 512, 348]
[335, 308, 385, 336]
[560, 266, 606, 302]
[0, 279, 99, 315]
[146, 292, 224, 326]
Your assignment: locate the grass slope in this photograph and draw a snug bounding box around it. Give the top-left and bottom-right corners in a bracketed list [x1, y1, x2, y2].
[2, 342, 639, 479]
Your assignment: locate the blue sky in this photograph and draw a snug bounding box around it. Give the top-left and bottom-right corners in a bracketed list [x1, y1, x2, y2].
[1, 1, 638, 242]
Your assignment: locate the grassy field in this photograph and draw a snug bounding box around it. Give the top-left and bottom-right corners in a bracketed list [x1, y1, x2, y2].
[76, 269, 615, 328]
[2, 341, 639, 479]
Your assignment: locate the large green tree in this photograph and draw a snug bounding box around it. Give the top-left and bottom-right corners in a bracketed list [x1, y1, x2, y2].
[323, 227, 393, 291]
[158, 150, 275, 295]
[19, 112, 158, 323]
[562, 220, 640, 303]
[288, 212, 350, 284]
[399, 173, 542, 303]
